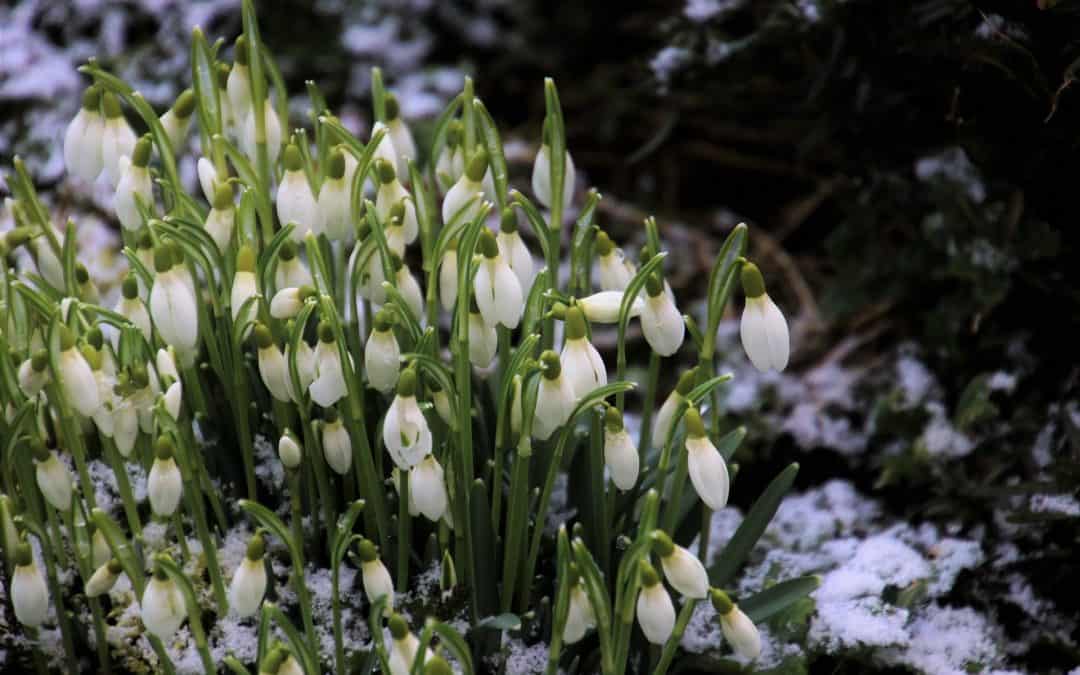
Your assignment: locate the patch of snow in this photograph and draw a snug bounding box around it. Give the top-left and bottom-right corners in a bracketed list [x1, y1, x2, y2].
[914, 147, 986, 203]
[1028, 493, 1080, 517]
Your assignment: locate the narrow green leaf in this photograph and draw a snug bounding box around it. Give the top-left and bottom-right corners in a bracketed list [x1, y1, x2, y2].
[741, 575, 821, 624]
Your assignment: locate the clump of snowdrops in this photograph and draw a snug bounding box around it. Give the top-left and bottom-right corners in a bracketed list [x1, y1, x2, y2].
[0, 2, 815, 673]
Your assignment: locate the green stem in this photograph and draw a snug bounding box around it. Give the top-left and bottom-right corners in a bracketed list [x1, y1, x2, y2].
[637, 352, 661, 457]
[397, 470, 411, 591]
[652, 599, 699, 675]
[104, 439, 142, 538]
[501, 445, 530, 612]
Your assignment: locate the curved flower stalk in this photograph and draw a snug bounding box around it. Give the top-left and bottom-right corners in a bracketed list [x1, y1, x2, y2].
[64, 85, 105, 182]
[739, 261, 790, 373]
[278, 144, 321, 242]
[560, 306, 606, 399]
[603, 406, 638, 490]
[383, 369, 432, 470]
[10, 542, 48, 627]
[711, 589, 762, 660]
[114, 135, 153, 231]
[159, 88, 195, 151]
[685, 407, 730, 510]
[100, 91, 136, 187]
[229, 531, 267, 617]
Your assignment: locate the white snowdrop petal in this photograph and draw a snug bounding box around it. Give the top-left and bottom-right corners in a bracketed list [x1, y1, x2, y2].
[148, 457, 183, 517]
[493, 260, 524, 329]
[12, 564, 49, 627]
[36, 454, 73, 511]
[365, 330, 401, 394]
[322, 422, 352, 475]
[579, 291, 643, 324]
[60, 348, 101, 417]
[604, 428, 639, 490]
[636, 584, 675, 645]
[563, 585, 597, 644]
[361, 559, 394, 607]
[468, 313, 497, 369]
[439, 250, 458, 311]
[721, 607, 763, 659]
[410, 455, 448, 522]
[229, 558, 267, 617]
[642, 293, 684, 357]
[686, 436, 730, 510]
[141, 577, 186, 639]
[661, 547, 709, 599]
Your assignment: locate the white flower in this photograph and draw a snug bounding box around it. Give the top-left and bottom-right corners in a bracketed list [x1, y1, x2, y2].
[474, 229, 523, 329]
[435, 124, 464, 191]
[270, 285, 315, 320]
[278, 431, 302, 470]
[85, 559, 123, 598]
[204, 183, 236, 251]
[685, 408, 729, 511]
[385, 95, 416, 180]
[64, 86, 105, 182]
[286, 339, 316, 404]
[163, 381, 183, 420]
[713, 591, 762, 659]
[277, 145, 321, 242]
[595, 231, 635, 292]
[141, 567, 186, 639]
[442, 149, 488, 225]
[739, 262, 790, 373]
[90, 529, 111, 569]
[113, 400, 139, 457]
[274, 241, 313, 290]
[159, 89, 194, 152]
[467, 310, 497, 369]
[497, 215, 534, 292]
[438, 247, 458, 311]
[432, 387, 453, 429]
[636, 562, 675, 645]
[365, 312, 400, 394]
[409, 454, 448, 522]
[227, 43, 253, 123]
[640, 277, 684, 356]
[321, 412, 352, 475]
[231, 245, 260, 325]
[17, 350, 49, 399]
[90, 358, 117, 437]
[531, 135, 576, 211]
[149, 247, 200, 360]
[229, 533, 267, 617]
[34, 446, 73, 511]
[563, 582, 597, 644]
[356, 248, 388, 304]
[318, 148, 352, 243]
[652, 368, 695, 449]
[388, 615, 431, 675]
[100, 92, 136, 187]
[254, 325, 291, 403]
[309, 324, 347, 408]
[58, 327, 100, 417]
[578, 291, 643, 324]
[560, 306, 606, 399]
[394, 260, 425, 321]
[197, 157, 220, 203]
[241, 99, 282, 167]
[11, 544, 48, 627]
[115, 276, 152, 342]
[148, 438, 183, 517]
[533, 350, 576, 441]
[382, 371, 432, 470]
[358, 539, 394, 609]
[653, 531, 708, 599]
[603, 407, 639, 490]
[369, 121, 399, 180]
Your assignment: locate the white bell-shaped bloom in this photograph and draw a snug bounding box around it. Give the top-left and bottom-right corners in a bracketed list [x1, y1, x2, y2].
[739, 262, 790, 373]
[18, 350, 49, 399]
[11, 544, 48, 627]
[321, 411, 352, 475]
[652, 368, 696, 449]
[384, 95, 416, 180]
[227, 42, 253, 123]
[442, 148, 488, 225]
[204, 183, 236, 251]
[163, 381, 183, 420]
[141, 567, 186, 639]
[159, 89, 194, 152]
[318, 148, 352, 243]
[197, 157, 220, 203]
[148, 438, 183, 517]
[229, 532, 267, 617]
[563, 582, 597, 644]
[231, 245, 260, 326]
[100, 92, 137, 187]
[64, 86, 105, 182]
[560, 306, 606, 399]
[58, 327, 101, 417]
[88, 351, 117, 436]
[277, 145, 321, 242]
[474, 229, 523, 329]
[149, 247, 200, 361]
[382, 370, 432, 470]
[358, 539, 394, 609]
[392, 260, 425, 321]
[467, 310, 497, 369]
[373, 162, 419, 251]
[595, 231, 636, 292]
[283, 338, 313, 405]
[365, 311, 400, 394]
[34, 446, 73, 511]
[270, 285, 316, 320]
[274, 240, 313, 290]
[636, 562, 675, 645]
[85, 558, 123, 598]
[432, 386, 453, 429]
[388, 615, 432, 675]
[113, 399, 139, 457]
[241, 99, 282, 166]
[578, 291, 644, 324]
[653, 531, 708, 599]
[603, 407, 639, 490]
[356, 247, 389, 304]
[435, 120, 465, 191]
[640, 277, 684, 357]
[531, 129, 576, 211]
[90, 529, 111, 569]
[309, 324, 347, 408]
[685, 408, 729, 510]
[278, 430, 302, 470]
[28, 228, 65, 291]
[497, 212, 535, 292]
[369, 121, 399, 180]
[115, 275, 152, 342]
[533, 350, 576, 441]
[410, 454, 448, 522]
[438, 246, 458, 311]
[254, 325, 291, 403]
[713, 590, 762, 659]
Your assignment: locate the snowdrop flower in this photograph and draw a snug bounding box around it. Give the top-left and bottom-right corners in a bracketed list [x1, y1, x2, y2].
[197, 156, 220, 203]
[685, 407, 729, 510]
[149, 246, 200, 361]
[442, 148, 487, 226]
[148, 437, 183, 517]
[578, 290, 643, 324]
[739, 261, 790, 373]
[563, 573, 597, 644]
[356, 243, 389, 304]
[382, 369, 432, 470]
[286, 338, 317, 404]
[531, 119, 576, 211]
[204, 183, 236, 251]
[85, 346, 117, 436]
[216, 62, 236, 134]
[112, 390, 140, 458]
[58, 325, 100, 417]
[560, 306, 606, 399]
[430, 381, 454, 430]
[33, 442, 73, 511]
[410, 454, 448, 522]
[635, 560, 675, 645]
[388, 614, 432, 675]
[467, 303, 497, 369]
[652, 530, 708, 599]
[241, 99, 282, 166]
[711, 589, 762, 660]
[497, 208, 534, 292]
[435, 120, 465, 191]
[254, 324, 291, 403]
[274, 240, 313, 290]
[641, 275, 684, 356]
[115, 275, 152, 342]
[438, 239, 458, 311]
[90, 528, 111, 569]
[384, 94, 417, 180]
[159, 88, 195, 152]
[11, 542, 48, 627]
[229, 531, 267, 617]
[128, 365, 159, 434]
[162, 381, 182, 420]
[533, 350, 576, 441]
[321, 408, 352, 475]
[357, 538, 394, 610]
[278, 430, 302, 470]
[266, 650, 304, 675]
[309, 322, 347, 408]
[652, 367, 696, 450]
[474, 229, 523, 330]
[85, 558, 123, 598]
[100, 92, 137, 187]
[114, 135, 154, 231]
[17, 349, 49, 399]
[365, 309, 401, 394]
[270, 284, 316, 320]
[423, 655, 454, 675]
[318, 148, 352, 243]
[603, 406, 638, 490]
[374, 162, 418, 254]
[141, 560, 186, 639]
[390, 255, 424, 321]
[75, 263, 100, 304]
[369, 121, 399, 179]
[277, 144, 321, 242]
[28, 233, 64, 291]
[64, 85, 105, 182]
[227, 38, 253, 125]
[595, 230, 635, 292]
[231, 245, 260, 326]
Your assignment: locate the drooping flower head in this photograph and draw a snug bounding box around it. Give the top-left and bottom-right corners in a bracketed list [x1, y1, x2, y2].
[739, 261, 790, 373]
